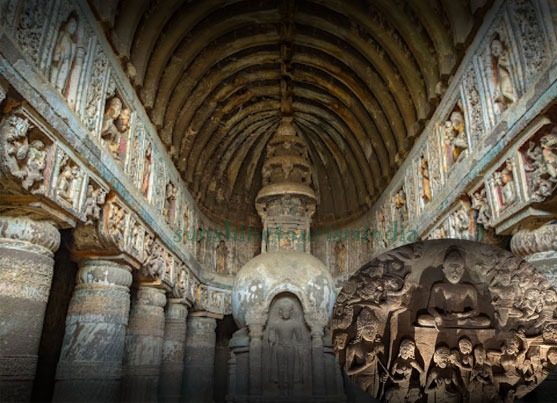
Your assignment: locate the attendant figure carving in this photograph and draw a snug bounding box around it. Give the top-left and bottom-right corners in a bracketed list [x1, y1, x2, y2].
[49, 15, 77, 94]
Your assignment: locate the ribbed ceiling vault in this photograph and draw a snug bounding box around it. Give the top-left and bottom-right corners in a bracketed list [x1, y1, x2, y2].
[95, 0, 492, 228]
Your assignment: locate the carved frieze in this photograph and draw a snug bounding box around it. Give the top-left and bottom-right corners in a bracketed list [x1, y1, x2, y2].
[333, 240, 557, 402]
[507, 0, 548, 86]
[0, 111, 53, 195]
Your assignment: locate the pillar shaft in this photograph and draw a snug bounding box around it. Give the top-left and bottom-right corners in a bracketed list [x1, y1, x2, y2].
[248, 323, 264, 399]
[121, 286, 167, 402]
[53, 259, 133, 402]
[182, 315, 217, 403]
[0, 216, 59, 401]
[159, 299, 188, 403]
[311, 327, 325, 396]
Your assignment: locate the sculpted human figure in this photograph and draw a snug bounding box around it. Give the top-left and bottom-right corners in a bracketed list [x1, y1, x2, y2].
[83, 185, 106, 224]
[101, 97, 123, 159]
[489, 265, 523, 327]
[420, 154, 431, 202]
[345, 309, 384, 397]
[384, 339, 424, 402]
[469, 345, 495, 402]
[449, 337, 474, 387]
[22, 140, 47, 191]
[444, 110, 468, 163]
[490, 38, 516, 110]
[267, 298, 304, 396]
[417, 247, 491, 328]
[425, 346, 464, 403]
[50, 15, 77, 93]
[491, 329, 529, 389]
[141, 143, 152, 197]
[471, 188, 491, 226]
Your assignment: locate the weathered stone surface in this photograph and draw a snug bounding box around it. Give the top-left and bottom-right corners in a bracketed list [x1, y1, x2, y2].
[52, 259, 132, 402]
[182, 315, 217, 403]
[0, 216, 59, 402]
[159, 299, 188, 403]
[121, 286, 166, 402]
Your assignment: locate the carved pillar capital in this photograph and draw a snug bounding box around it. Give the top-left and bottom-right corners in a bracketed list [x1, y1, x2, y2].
[511, 221, 557, 257]
[0, 215, 60, 256]
[511, 221, 557, 287]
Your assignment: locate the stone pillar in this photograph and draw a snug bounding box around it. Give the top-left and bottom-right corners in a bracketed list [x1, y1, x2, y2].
[0, 216, 60, 401]
[159, 299, 188, 403]
[121, 286, 167, 402]
[310, 325, 325, 396]
[248, 323, 264, 399]
[182, 315, 217, 403]
[53, 259, 133, 402]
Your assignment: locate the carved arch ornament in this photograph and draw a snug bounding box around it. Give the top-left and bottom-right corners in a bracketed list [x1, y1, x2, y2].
[333, 240, 557, 402]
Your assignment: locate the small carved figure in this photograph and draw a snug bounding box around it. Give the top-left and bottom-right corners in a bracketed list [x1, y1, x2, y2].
[490, 38, 517, 112]
[451, 207, 470, 238]
[345, 310, 384, 397]
[83, 185, 106, 224]
[524, 131, 557, 199]
[141, 143, 152, 197]
[215, 239, 227, 273]
[417, 247, 491, 329]
[490, 329, 529, 389]
[449, 336, 474, 387]
[471, 188, 491, 226]
[394, 188, 407, 224]
[22, 140, 47, 191]
[469, 345, 495, 403]
[3, 115, 31, 178]
[101, 97, 127, 160]
[384, 339, 424, 402]
[334, 241, 346, 274]
[489, 265, 523, 327]
[164, 182, 177, 225]
[495, 161, 516, 207]
[425, 346, 464, 403]
[518, 288, 544, 322]
[443, 110, 468, 165]
[49, 15, 77, 93]
[144, 242, 165, 279]
[420, 154, 431, 202]
[108, 205, 126, 247]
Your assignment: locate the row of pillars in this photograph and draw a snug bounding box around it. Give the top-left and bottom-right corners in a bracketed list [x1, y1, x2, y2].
[0, 216, 217, 402]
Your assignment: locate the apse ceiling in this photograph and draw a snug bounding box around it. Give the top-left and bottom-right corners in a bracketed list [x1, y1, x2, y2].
[98, 0, 493, 228]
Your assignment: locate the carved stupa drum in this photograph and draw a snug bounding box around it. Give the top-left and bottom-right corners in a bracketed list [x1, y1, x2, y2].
[332, 239, 557, 403]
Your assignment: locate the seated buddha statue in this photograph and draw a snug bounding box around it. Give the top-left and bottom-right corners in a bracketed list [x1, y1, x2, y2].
[417, 247, 491, 329]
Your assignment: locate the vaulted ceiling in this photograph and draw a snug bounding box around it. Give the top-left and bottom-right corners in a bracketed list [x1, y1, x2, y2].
[93, 0, 492, 228]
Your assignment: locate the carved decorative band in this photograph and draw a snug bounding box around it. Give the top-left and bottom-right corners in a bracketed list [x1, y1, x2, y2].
[77, 259, 132, 287]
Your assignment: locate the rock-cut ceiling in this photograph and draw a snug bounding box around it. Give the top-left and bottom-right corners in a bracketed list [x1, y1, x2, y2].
[95, 0, 492, 228]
